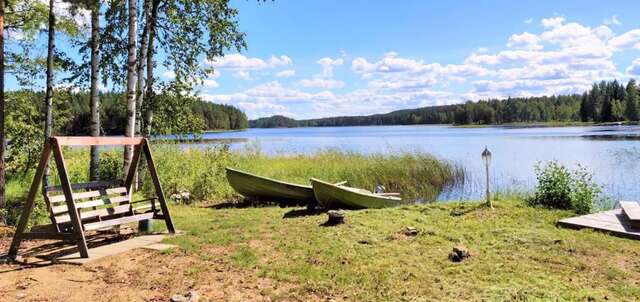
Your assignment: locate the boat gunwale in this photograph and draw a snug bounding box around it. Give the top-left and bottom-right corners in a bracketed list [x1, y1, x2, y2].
[226, 167, 312, 190]
[310, 178, 401, 201]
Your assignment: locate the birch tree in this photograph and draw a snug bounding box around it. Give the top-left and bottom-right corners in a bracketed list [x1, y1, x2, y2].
[123, 0, 137, 174]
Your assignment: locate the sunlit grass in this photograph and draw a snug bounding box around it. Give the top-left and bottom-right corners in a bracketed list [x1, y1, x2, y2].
[157, 199, 640, 301]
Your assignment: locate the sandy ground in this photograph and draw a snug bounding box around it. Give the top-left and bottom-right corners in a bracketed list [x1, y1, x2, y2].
[0, 233, 324, 302]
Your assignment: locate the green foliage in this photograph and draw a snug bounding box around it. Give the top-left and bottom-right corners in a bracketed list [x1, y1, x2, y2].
[148, 145, 460, 204]
[99, 151, 124, 180]
[625, 79, 638, 121]
[4, 144, 459, 216]
[527, 161, 602, 214]
[150, 90, 207, 136]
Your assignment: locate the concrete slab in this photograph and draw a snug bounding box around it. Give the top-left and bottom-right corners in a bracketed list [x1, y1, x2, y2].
[54, 233, 172, 265]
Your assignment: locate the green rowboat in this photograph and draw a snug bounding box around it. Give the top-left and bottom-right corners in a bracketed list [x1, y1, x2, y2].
[226, 167, 315, 205]
[311, 178, 402, 209]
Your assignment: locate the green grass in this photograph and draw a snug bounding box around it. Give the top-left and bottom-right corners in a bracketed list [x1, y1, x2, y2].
[2, 144, 461, 225]
[159, 198, 640, 301]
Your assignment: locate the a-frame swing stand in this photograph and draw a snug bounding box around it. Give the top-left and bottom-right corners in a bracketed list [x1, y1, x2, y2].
[8, 136, 176, 259]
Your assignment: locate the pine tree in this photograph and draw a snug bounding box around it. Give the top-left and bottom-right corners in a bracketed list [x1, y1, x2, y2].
[625, 79, 638, 121]
[601, 96, 613, 122]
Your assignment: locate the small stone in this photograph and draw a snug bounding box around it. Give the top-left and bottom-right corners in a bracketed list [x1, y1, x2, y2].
[404, 227, 419, 236]
[187, 291, 200, 302]
[171, 294, 188, 302]
[16, 292, 27, 300]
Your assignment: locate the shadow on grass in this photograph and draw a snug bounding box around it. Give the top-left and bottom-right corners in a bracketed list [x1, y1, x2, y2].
[283, 208, 326, 219]
[207, 197, 310, 210]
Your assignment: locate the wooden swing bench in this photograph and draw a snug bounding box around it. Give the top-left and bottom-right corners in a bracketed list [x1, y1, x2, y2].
[8, 136, 176, 259]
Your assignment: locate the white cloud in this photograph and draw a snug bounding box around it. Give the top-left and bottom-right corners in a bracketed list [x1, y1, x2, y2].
[604, 15, 621, 26]
[299, 78, 345, 89]
[476, 47, 489, 53]
[268, 55, 293, 67]
[232, 70, 252, 80]
[206, 54, 292, 70]
[609, 29, 640, 51]
[275, 69, 296, 78]
[524, 18, 533, 24]
[202, 79, 219, 88]
[626, 59, 640, 76]
[541, 16, 565, 28]
[507, 32, 543, 50]
[317, 57, 344, 77]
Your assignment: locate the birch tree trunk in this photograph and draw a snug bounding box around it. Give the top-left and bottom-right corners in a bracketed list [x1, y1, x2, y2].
[43, 0, 55, 188]
[0, 0, 5, 225]
[136, 0, 149, 136]
[89, 2, 101, 181]
[144, 0, 159, 137]
[123, 0, 138, 176]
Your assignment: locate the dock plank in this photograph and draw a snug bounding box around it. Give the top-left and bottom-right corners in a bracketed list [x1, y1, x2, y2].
[620, 201, 640, 224]
[557, 209, 640, 241]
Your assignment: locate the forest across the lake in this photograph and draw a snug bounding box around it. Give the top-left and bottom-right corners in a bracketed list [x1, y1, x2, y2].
[251, 79, 640, 128]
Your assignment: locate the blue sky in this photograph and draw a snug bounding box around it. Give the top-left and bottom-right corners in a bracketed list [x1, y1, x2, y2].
[187, 0, 640, 119]
[8, 0, 640, 120]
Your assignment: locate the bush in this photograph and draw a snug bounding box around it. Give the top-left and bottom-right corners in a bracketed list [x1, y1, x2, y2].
[527, 161, 602, 214]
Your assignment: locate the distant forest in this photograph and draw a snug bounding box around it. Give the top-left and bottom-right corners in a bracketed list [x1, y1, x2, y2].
[9, 90, 248, 136]
[250, 79, 640, 128]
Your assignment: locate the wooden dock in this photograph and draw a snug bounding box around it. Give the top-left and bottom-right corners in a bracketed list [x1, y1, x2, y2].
[557, 208, 640, 240]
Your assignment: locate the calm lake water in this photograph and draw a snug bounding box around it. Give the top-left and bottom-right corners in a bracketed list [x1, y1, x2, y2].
[195, 125, 640, 204]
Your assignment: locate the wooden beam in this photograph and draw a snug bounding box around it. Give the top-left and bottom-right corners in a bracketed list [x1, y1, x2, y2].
[142, 139, 176, 233]
[51, 140, 90, 258]
[45, 179, 122, 193]
[16, 232, 75, 241]
[8, 140, 53, 259]
[53, 136, 143, 146]
[124, 143, 142, 195]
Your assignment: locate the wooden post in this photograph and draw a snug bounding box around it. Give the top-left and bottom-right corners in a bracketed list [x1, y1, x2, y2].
[51, 139, 89, 258]
[8, 140, 53, 258]
[141, 139, 175, 233]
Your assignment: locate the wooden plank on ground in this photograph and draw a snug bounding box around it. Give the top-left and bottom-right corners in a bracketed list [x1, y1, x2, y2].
[620, 201, 640, 223]
[558, 209, 640, 240]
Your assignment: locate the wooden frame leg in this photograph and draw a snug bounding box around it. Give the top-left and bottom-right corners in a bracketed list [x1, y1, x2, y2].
[8, 141, 53, 259]
[51, 140, 89, 258]
[141, 139, 176, 233]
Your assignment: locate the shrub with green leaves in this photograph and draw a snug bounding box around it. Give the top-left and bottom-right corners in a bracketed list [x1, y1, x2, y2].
[527, 161, 602, 214]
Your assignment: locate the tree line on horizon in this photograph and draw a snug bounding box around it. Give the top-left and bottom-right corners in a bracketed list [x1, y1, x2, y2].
[250, 79, 640, 128]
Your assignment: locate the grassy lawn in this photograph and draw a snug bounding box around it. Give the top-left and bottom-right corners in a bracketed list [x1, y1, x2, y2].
[156, 199, 640, 301]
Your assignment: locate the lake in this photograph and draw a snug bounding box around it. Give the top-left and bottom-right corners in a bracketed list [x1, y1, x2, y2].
[195, 125, 640, 204]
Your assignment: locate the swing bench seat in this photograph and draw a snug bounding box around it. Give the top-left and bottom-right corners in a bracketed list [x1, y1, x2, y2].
[8, 136, 176, 260]
[45, 180, 161, 232]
